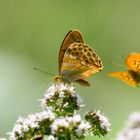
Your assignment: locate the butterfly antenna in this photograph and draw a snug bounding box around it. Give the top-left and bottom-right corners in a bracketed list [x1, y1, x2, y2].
[109, 60, 125, 67]
[33, 67, 54, 77]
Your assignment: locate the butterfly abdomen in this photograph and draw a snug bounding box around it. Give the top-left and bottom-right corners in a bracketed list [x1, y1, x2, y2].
[128, 70, 140, 86]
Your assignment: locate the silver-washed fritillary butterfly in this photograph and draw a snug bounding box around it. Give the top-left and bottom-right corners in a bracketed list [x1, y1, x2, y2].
[109, 53, 140, 87]
[54, 29, 103, 86]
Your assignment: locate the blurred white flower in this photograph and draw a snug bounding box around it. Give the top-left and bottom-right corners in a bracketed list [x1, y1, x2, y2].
[127, 112, 140, 128]
[116, 112, 140, 140]
[117, 128, 140, 140]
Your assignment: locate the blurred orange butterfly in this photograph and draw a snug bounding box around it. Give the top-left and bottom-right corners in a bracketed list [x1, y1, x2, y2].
[54, 29, 103, 86]
[109, 53, 140, 87]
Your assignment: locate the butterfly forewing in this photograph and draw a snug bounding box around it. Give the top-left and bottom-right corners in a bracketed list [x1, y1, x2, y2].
[60, 43, 103, 82]
[58, 30, 84, 73]
[126, 53, 140, 73]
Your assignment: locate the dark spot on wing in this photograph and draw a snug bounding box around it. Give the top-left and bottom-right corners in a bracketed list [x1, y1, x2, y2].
[73, 47, 77, 51]
[84, 49, 88, 52]
[87, 52, 91, 56]
[75, 52, 79, 56]
[88, 48, 92, 52]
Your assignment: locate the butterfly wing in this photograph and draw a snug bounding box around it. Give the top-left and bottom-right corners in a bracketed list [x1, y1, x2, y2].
[60, 43, 103, 83]
[75, 79, 91, 86]
[58, 30, 84, 73]
[109, 70, 140, 87]
[126, 53, 140, 73]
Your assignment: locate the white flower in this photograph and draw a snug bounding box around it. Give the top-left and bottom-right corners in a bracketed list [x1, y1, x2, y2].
[58, 83, 67, 91]
[76, 94, 84, 108]
[9, 110, 55, 139]
[9, 131, 16, 140]
[69, 86, 75, 93]
[127, 112, 140, 128]
[117, 128, 140, 140]
[59, 91, 65, 98]
[97, 111, 111, 131]
[51, 118, 70, 134]
[66, 114, 81, 125]
[75, 121, 91, 137]
[47, 135, 57, 140]
[72, 114, 81, 123]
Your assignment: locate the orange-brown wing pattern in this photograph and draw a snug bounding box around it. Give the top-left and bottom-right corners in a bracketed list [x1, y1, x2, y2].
[58, 30, 84, 73]
[60, 43, 103, 82]
[126, 53, 140, 73]
[109, 71, 140, 87]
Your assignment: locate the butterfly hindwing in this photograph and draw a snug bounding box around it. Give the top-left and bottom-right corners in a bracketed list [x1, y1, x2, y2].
[60, 43, 103, 82]
[58, 30, 84, 73]
[75, 79, 91, 86]
[109, 70, 140, 87]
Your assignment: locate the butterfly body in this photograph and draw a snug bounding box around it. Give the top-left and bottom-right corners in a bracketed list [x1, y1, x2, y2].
[54, 30, 103, 86]
[109, 53, 140, 87]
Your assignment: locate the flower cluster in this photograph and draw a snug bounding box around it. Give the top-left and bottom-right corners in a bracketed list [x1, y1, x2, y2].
[7, 83, 110, 140]
[41, 83, 84, 116]
[116, 112, 140, 140]
[9, 110, 55, 140]
[85, 110, 110, 136]
[51, 114, 91, 139]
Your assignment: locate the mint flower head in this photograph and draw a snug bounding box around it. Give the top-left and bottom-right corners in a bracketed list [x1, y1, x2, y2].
[9, 110, 55, 140]
[85, 110, 111, 136]
[41, 83, 84, 116]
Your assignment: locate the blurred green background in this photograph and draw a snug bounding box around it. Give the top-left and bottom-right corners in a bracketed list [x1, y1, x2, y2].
[1, 0, 140, 139]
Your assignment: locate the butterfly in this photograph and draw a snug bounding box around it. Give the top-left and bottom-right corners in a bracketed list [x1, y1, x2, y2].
[109, 53, 140, 87]
[54, 29, 103, 86]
